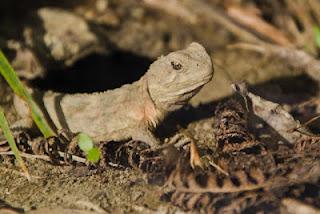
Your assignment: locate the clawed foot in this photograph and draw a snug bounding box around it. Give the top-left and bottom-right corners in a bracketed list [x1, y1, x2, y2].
[56, 129, 81, 164]
[166, 131, 203, 169]
[0, 131, 31, 153]
[189, 141, 203, 169]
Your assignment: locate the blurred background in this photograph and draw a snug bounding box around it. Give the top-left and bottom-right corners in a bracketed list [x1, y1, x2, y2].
[1, 0, 319, 103]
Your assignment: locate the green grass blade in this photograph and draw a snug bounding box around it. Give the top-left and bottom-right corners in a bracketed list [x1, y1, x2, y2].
[314, 26, 320, 48]
[0, 108, 30, 179]
[0, 51, 55, 138]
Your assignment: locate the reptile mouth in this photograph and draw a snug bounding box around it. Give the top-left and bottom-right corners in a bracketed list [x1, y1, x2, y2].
[191, 76, 212, 90]
[202, 72, 214, 83]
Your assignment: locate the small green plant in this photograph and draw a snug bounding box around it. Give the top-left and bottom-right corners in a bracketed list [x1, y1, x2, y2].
[77, 133, 100, 163]
[313, 26, 320, 49]
[0, 108, 30, 179]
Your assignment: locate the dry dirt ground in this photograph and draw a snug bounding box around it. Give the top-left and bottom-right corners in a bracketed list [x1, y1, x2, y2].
[0, 0, 319, 213]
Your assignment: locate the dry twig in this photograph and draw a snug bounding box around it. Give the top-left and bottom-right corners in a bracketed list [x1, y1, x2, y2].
[0, 151, 87, 164]
[232, 82, 305, 144]
[229, 43, 320, 82]
[142, 0, 264, 44]
[226, 6, 291, 46]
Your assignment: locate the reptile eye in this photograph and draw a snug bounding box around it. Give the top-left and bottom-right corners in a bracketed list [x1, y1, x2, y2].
[171, 61, 182, 70]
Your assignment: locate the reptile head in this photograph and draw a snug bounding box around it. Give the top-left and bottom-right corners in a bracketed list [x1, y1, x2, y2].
[147, 42, 213, 112]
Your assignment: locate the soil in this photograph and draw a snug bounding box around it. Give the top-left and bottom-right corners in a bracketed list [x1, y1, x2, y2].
[0, 0, 319, 213]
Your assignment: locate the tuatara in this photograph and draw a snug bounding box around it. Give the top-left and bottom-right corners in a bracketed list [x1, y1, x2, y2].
[14, 42, 214, 146]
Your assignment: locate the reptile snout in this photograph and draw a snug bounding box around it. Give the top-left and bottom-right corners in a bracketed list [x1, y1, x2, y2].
[188, 42, 210, 52]
[187, 42, 214, 82]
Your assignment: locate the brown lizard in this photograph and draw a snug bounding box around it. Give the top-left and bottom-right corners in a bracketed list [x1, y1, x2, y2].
[13, 43, 214, 146]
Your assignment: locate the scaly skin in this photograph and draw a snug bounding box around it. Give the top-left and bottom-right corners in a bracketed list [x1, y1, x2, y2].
[14, 43, 214, 146]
